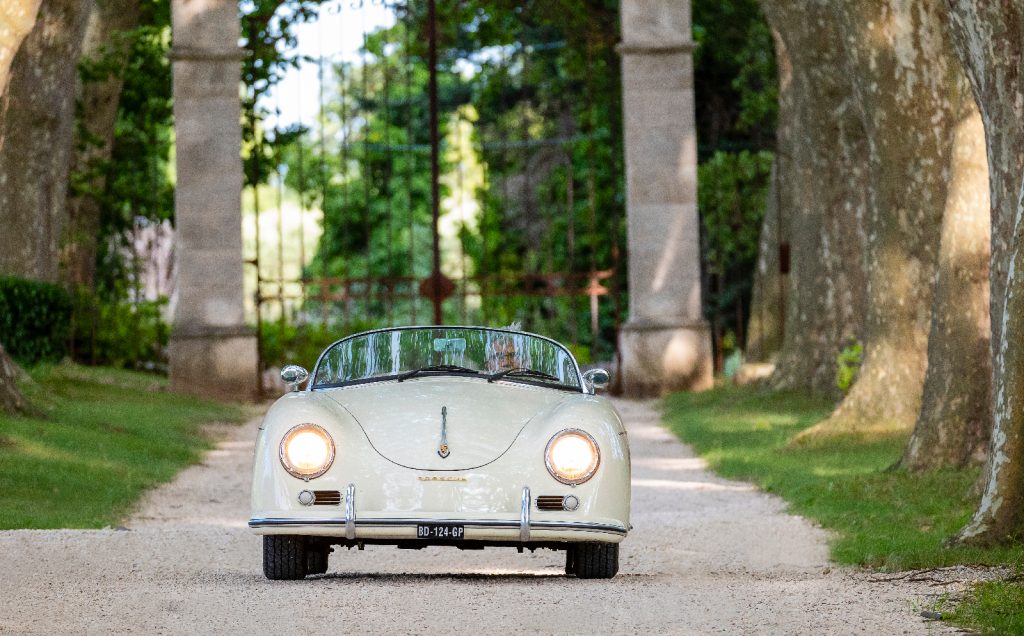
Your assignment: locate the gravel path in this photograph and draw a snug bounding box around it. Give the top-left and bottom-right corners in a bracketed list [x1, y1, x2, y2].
[0, 399, 954, 635]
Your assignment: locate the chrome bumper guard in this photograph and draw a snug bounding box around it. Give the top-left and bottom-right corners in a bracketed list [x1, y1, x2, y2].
[520, 485, 531, 543]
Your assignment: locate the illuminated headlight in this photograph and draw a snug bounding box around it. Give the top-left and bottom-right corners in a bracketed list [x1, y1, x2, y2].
[545, 429, 600, 485]
[279, 424, 335, 480]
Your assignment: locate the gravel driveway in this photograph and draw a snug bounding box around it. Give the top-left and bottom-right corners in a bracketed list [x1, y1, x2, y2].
[0, 399, 952, 634]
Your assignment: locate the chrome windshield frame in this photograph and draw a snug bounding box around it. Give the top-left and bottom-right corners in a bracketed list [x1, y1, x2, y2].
[308, 325, 586, 393]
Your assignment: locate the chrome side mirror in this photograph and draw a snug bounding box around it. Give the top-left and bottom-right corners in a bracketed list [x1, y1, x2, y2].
[281, 365, 309, 392]
[583, 368, 610, 393]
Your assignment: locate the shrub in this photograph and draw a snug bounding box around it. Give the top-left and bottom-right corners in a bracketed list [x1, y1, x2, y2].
[70, 294, 170, 371]
[0, 276, 72, 365]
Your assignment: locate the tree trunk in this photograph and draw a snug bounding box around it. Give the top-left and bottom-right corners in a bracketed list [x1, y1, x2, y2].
[759, 0, 869, 393]
[0, 0, 93, 283]
[944, 0, 1024, 545]
[745, 159, 782, 363]
[798, 0, 969, 440]
[0, 0, 42, 110]
[898, 93, 992, 471]
[64, 0, 142, 291]
[0, 343, 28, 415]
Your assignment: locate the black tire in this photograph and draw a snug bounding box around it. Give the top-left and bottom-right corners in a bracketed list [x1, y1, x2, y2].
[263, 535, 308, 580]
[561, 544, 577, 573]
[565, 547, 576, 575]
[572, 542, 619, 579]
[306, 545, 330, 575]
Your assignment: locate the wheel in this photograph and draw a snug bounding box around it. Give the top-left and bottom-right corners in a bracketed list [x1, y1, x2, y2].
[306, 545, 330, 575]
[263, 535, 308, 580]
[565, 547, 576, 575]
[571, 542, 619, 579]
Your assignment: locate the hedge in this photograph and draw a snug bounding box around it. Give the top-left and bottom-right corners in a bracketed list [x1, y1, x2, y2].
[0, 276, 72, 365]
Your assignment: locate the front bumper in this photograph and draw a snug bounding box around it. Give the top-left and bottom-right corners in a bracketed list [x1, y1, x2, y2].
[249, 485, 628, 544]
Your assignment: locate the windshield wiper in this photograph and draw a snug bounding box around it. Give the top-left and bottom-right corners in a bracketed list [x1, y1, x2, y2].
[397, 365, 479, 382]
[487, 367, 561, 384]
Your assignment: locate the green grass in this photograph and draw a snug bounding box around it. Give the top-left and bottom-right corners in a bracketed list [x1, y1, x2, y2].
[663, 385, 1024, 571]
[664, 385, 1024, 634]
[0, 363, 246, 529]
[943, 581, 1024, 634]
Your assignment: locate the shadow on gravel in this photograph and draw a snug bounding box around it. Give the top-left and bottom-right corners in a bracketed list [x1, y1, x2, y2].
[311, 571, 567, 582]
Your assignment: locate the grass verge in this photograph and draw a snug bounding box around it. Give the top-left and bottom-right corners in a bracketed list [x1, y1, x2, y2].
[663, 385, 1024, 632]
[943, 580, 1024, 634]
[0, 363, 246, 529]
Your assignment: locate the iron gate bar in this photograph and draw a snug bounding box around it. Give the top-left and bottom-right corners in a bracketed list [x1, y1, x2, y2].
[427, 0, 442, 324]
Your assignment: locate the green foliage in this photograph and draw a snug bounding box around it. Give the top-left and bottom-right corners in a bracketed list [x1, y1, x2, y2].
[835, 340, 864, 394]
[449, 0, 627, 355]
[663, 386, 1024, 571]
[0, 363, 245, 528]
[699, 150, 773, 272]
[0, 277, 72, 365]
[699, 150, 773, 358]
[74, 1, 175, 299]
[294, 18, 451, 284]
[241, 0, 327, 189]
[259, 320, 378, 370]
[71, 294, 169, 371]
[944, 581, 1024, 634]
[693, 0, 778, 152]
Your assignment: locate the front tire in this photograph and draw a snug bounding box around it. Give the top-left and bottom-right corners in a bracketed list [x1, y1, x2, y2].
[263, 535, 308, 580]
[570, 543, 619, 579]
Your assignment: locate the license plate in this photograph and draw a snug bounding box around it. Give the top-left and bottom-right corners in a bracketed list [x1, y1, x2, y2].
[416, 523, 465, 540]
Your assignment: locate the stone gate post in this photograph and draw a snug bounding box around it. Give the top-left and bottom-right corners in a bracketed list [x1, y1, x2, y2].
[618, 0, 713, 396]
[168, 0, 257, 399]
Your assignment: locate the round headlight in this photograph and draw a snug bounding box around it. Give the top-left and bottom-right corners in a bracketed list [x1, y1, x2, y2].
[279, 424, 335, 480]
[545, 429, 600, 485]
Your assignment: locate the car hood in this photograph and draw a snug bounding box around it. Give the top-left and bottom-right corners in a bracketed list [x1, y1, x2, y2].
[322, 376, 573, 470]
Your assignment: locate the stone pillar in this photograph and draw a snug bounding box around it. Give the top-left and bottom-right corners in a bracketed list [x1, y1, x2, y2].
[618, 0, 712, 396]
[168, 0, 257, 400]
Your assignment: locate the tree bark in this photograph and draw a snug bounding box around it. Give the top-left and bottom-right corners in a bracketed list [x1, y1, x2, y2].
[745, 159, 783, 363]
[798, 0, 970, 439]
[944, 0, 1024, 545]
[898, 93, 992, 471]
[0, 0, 42, 110]
[759, 1, 870, 393]
[64, 0, 142, 291]
[0, 0, 93, 283]
[0, 343, 28, 415]
[0, 0, 43, 412]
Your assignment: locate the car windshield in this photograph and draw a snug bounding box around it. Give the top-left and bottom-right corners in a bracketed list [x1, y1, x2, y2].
[312, 327, 582, 391]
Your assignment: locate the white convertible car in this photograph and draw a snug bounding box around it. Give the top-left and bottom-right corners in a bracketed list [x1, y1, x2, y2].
[250, 326, 631, 579]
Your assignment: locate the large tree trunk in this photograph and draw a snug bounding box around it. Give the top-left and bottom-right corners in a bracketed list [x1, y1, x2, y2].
[0, 0, 93, 283]
[898, 93, 992, 471]
[0, 0, 42, 113]
[759, 1, 869, 393]
[799, 0, 969, 439]
[64, 0, 141, 291]
[945, 0, 1024, 545]
[0, 0, 43, 414]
